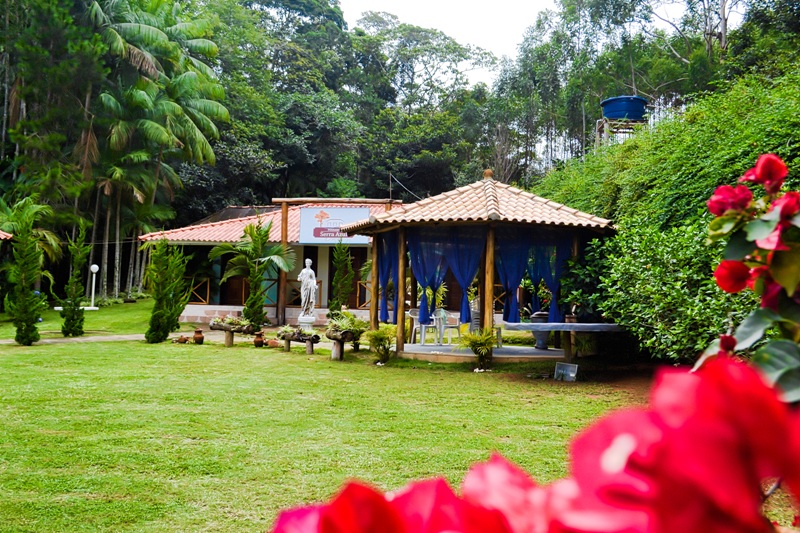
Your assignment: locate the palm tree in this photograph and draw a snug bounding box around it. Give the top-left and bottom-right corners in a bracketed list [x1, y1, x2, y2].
[209, 221, 295, 327]
[0, 197, 61, 265]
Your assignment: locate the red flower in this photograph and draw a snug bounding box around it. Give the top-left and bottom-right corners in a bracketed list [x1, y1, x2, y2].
[718, 334, 737, 353]
[755, 191, 800, 251]
[707, 185, 753, 216]
[714, 260, 751, 293]
[391, 478, 511, 533]
[568, 358, 798, 533]
[739, 153, 788, 195]
[760, 278, 783, 311]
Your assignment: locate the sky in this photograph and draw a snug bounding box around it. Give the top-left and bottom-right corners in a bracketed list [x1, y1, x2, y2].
[337, 0, 557, 86]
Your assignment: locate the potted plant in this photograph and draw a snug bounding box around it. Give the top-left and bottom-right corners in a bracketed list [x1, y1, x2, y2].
[277, 324, 297, 351]
[458, 328, 497, 370]
[365, 324, 397, 364]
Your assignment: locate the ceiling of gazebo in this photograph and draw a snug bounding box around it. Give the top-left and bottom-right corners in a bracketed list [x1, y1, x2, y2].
[341, 178, 612, 234]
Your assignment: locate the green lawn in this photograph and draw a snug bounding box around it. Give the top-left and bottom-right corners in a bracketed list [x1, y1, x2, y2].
[0, 299, 201, 340]
[0, 340, 634, 532]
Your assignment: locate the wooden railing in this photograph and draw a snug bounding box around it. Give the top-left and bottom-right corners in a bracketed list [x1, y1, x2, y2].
[356, 280, 370, 309]
[188, 277, 210, 304]
[286, 279, 322, 307]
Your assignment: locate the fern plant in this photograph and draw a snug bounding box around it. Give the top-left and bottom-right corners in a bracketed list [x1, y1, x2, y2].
[458, 329, 497, 370]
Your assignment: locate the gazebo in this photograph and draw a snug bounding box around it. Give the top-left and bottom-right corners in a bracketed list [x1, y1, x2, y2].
[341, 171, 613, 352]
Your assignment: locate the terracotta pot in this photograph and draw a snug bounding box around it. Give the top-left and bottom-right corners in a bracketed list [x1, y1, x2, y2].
[253, 331, 264, 348]
[193, 328, 205, 345]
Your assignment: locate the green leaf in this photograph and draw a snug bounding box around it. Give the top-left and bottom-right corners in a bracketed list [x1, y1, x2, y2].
[776, 373, 800, 403]
[724, 230, 754, 261]
[708, 215, 738, 239]
[745, 217, 779, 241]
[771, 244, 800, 296]
[753, 340, 800, 383]
[733, 308, 782, 350]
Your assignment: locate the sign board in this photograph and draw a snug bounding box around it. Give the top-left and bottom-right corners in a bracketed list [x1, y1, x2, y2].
[298, 207, 371, 245]
[554, 362, 578, 382]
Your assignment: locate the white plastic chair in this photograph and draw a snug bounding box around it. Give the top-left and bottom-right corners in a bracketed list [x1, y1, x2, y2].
[434, 309, 461, 344]
[408, 309, 439, 345]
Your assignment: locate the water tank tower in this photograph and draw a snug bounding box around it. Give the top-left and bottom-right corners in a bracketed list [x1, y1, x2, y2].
[596, 95, 648, 146]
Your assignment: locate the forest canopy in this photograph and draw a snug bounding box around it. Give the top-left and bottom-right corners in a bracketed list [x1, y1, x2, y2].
[1, 0, 799, 298]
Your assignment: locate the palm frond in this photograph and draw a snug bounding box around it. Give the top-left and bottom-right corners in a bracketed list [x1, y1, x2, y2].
[115, 22, 169, 45]
[184, 38, 218, 58]
[135, 119, 173, 146]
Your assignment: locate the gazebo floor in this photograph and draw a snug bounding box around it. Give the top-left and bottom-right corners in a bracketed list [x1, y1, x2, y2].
[398, 343, 565, 364]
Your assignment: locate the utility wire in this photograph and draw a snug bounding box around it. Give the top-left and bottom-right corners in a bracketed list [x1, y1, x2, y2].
[389, 172, 423, 201]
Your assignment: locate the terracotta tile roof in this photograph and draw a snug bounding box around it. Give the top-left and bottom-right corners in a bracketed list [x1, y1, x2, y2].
[140, 203, 392, 244]
[341, 179, 612, 233]
[0, 230, 11, 240]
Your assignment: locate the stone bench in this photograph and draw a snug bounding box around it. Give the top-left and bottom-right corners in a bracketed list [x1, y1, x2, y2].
[503, 322, 623, 362]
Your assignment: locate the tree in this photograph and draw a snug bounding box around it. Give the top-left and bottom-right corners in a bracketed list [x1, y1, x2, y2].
[209, 221, 295, 327]
[144, 239, 191, 343]
[3, 201, 52, 345]
[328, 239, 354, 315]
[60, 221, 91, 337]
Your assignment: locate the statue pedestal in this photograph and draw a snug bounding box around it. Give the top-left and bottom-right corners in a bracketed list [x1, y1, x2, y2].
[297, 315, 315, 331]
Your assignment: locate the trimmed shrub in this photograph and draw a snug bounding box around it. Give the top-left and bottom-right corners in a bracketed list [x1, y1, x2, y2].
[145, 240, 191, 343]
[60, 223, 91, 337]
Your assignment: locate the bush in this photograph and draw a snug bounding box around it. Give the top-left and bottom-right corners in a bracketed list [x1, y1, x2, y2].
[458, 329, 497, 369]
[145, 240, 191, 343]
[594, 221, 758, 361]
[365, 324, 397, 363]
[533, 69, 800, 230]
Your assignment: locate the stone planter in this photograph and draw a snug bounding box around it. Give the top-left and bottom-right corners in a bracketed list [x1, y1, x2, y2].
[326, 329, 354, 361]
[210, 323, 254, 347]
[531, 311, 550, 350]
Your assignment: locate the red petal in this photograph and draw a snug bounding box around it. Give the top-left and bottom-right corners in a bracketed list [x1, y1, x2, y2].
[320, 482, 404, 533]
[273, 505, 324, 533]
[714, 260, 751, 293]
[462, 453, 539, 533]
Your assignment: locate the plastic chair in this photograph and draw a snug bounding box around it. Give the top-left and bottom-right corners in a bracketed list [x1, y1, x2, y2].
[408, 309, 439, 345]
[435, 309, 461, 344]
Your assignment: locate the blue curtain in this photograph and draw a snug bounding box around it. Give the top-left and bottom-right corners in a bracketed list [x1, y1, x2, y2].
[527, 245, 553, 314]
[377, 231, 399, 324]
[407, 228, 448, 324]
[443, 227, 486, 324]
[529, 240, 572, 322]
[547, 239, 572, 322]
[495, 228, 533, 323]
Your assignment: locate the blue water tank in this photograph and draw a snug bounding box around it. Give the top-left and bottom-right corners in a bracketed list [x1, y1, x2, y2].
[600, 96, 648, 121]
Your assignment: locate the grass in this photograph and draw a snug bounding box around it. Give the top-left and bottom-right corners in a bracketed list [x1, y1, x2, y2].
[0, 340, 634, 532]
[0, 303, 794, 529]
[0, 299, 199, 340]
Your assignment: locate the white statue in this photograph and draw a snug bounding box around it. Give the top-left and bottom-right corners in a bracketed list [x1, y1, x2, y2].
[298, 258, 316, 317]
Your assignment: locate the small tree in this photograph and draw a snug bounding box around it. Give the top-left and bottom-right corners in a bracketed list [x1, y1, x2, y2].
[60, 222, 91, 337]
[145, 240, 191, 343]
[328, 240, 354, 314]
[4, 212, 51, 346]
[209, 221, 295, 327]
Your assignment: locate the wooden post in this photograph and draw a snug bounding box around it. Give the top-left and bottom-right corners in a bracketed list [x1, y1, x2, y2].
[224, 330, 234, 347]
[396, 227, 406, 353]
[482, 226, 496, 332]
[305, 340, 314, 354]
[369, 235, 379, 330]
[277, 202, 289, 325]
